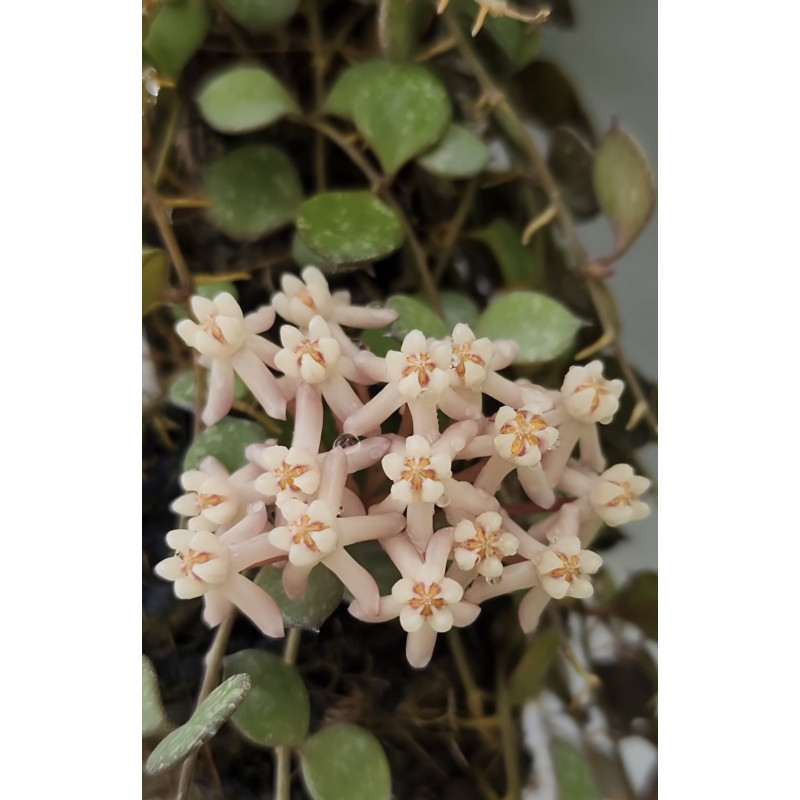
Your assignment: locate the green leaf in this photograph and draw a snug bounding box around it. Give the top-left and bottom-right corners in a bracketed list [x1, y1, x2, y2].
[593, 123, 656, 261]
[548, 127, 599, 218]
[476, 291, 581, 364]
[143, 655, 172, 738]
[323, 61, 394, 120]
[551, 739, 601, 800]
[183, 417, 267, 473]
[353, 63, 451, 174]
[417, 124, 489, 178]
[296, 191, 404, 265]
[291, 231, 333, 271]
[386, 295, 449, 340]
[413, 291, 480, 331]
[223, 650, 310, 747]
[172, 282, 239, 321]
[218, 0, 300, 32]
[378, 0, 430, 61]
[347, 542, 401, 598]
[168, 370, 249, 413]
[473, 219, 541, 286]
[255, 565, 344, 631]
[145, 674, 251, 776]
[203, 145, 303, 241]
[196, 65, 299, 134]
[301, 724, 391, 800]
[484, 15, 541, 69]
[143, 248, 169, 316]
[608, 571, 657, 641]
[143, 0, 210, 79]
[508, 627, 559, 707]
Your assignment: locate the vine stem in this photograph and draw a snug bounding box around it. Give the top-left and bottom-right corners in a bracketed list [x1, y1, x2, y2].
[175, 611, 237, 800]
[275, 628, 302, 800]
[304, 117, 442, 315]
[442, 11, 657, 437]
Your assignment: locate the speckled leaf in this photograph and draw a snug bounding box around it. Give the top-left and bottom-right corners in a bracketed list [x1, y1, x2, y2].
[551, 739, 601, 800]
[296, 191, 403, 265]
[378, 0, 429, 61]
[323, 61, 394, 119]
[143, 248, 169, 315]
[353, 64, 451, 174]
[183, 418, 267, 472]
[346, 542, 402, 598]
[203, 145, 303, 241]
[223, 650, 310, 747]
[417, 124, 489, 178]
[593, 123, 655, 260]
[608, 572, 657, 641]
[473, 219, 540, 286]
[476, 292, 581, 364]
[145, 674, 251, 775]
[168, 370, 249, 413]
[143, 655, 172, 738]
[301, 724, 391, 800]
[291, 231, 332, 271]
[508, 628, 559, 707]
[413, 291, 480, 332]
[172, 282, 239, 321]
[255, 565, 344, 631]
[386, 295, 449, 340]
[143, 0, 210, 79]
[219, 0, 300, 31]
[548, 127, 599, 218]
[197, 65, 299, 134]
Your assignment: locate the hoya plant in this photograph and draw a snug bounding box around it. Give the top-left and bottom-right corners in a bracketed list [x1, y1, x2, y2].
[142, 2, 657, 799]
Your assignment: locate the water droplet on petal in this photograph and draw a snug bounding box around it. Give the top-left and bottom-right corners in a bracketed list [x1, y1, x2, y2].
[333, 433, 360, 449]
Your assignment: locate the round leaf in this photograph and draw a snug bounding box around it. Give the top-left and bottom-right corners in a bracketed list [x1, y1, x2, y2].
[196, 65, 299, 134]
[168, 370, 249, 413]
[143, 248, 169, 316]
[475, 291, 581, 364]
[593, 123, 656, 260]
[143, 655, 172, 738]
[143, 0, 210, 79]
[323, 61, 394, 120]
[218, 0, 300, 32]
[417, 123, 490, 178]
[301, 724, 391, 800]
[291, 231, 334, 271]
[145, 674, 251, 775]
[203, 145, 303, 241]
[255, 565, 343, 631]
[473, 219, 540, 286]
[386, 295, 449, 340]
[296, 192, 403, 265]
[353, 63, 451, 174]
[183, 417, 268, 473]
[223, 650, 310, 747]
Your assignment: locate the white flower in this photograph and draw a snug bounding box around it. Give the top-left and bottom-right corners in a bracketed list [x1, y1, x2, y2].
[453, 512, 519, 578]
[171, 470, 240, 532]
[533, 536, 602, 600]
[269, 499, 338, 567]
[385, 330, 452, 399]
[449, 324, 493, 389]
[156, 530, 230, 599]
[561, 360, 624, 424]
[393, 564, 465, 634]
[274, 316, 342, 384]
[176, 293, 248, 359]
[493, 406, 559, 467]
[254, 446, 321, 503]
[382, 435, 452, 505]
[589, 464, 651, 527]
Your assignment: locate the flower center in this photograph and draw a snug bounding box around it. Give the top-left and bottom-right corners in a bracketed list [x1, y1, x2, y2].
[408, 581, 446, 618]
[402, 353, 436, 387]
[572, 379, 611, 414]
[547, 552, 583, 583]
[499, 412, 549, 457]
[461, 524, 502, 562]
[295, 339, 326, 368]
[274, 462, 312, 493]
[201, 315, 227, 344]
[605, 481, 634, 507]
[296, 289, 316, 309]
[197, 493, 226, 511]
[452, 342, 486, 380]
[400, 457, 438, 492]
[180, 548, 215, 578]
[291, 514, 330, 552]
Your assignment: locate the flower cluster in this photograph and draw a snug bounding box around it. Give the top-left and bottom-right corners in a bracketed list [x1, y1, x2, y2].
[156, 267, 651, 668]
